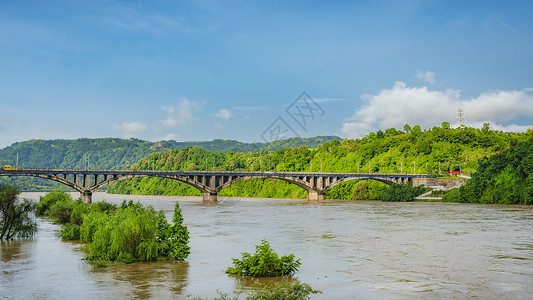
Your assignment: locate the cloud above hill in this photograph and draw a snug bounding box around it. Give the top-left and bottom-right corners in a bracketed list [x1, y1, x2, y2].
[341, 82, 533, 138]
[113, 122, 147, 138]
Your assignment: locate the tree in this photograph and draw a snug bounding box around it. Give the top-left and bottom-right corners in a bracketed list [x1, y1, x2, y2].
[411, 125, 422, 136]
[482, 123, 490, 133]
[441, 122, 450, 129]
[226, 239, 301, 277]
[403, 124, 412, 133]
[0, 185, 37, 240]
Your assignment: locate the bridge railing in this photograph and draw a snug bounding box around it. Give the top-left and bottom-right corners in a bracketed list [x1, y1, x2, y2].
[0, 168, 437, 178]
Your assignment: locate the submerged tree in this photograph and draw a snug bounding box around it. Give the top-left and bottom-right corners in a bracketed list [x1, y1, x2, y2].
[0, 185, 37, 240]
[226, 239, 301, 277]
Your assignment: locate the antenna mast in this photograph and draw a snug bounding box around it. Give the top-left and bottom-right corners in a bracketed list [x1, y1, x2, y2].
[457, 107, 465, 127]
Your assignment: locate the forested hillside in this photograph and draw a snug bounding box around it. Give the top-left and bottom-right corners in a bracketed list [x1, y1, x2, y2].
[108, 123, 533, 201]
[444, 138, 533, 204]
[0, 136, 339, 191]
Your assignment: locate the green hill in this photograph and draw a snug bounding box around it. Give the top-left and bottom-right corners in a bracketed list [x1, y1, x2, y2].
[107, 124, 533, 202]
[444, 138, 533, 204]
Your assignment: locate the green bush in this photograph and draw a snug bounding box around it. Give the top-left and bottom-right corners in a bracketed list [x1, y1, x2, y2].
[80, 210, 110, 242]
[247, 282, 321, 300]
[189, 282, 321, 300]
[48, 198, 76, 224]
[70, 201, 90, 225]
[60, 223, 81, 240]
[35, 189, 72, 216]
[156, 202, 190, 260]
[86, 201, 190, 263]
[226, 240, 301, 277]
[379, 184, 427, 202]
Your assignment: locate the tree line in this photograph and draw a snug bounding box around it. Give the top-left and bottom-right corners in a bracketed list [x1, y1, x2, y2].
[108, 124, 533, 203]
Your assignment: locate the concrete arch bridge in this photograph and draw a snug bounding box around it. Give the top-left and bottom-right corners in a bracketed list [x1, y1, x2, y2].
[0, 169, 435, 204]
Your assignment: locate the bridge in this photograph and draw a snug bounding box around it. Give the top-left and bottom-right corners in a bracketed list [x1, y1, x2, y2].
[0, 168, 436, 204]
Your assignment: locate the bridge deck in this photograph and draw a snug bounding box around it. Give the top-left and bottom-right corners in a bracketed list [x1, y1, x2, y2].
[0, 168, 437, 204]
[0, 168, 435, 178]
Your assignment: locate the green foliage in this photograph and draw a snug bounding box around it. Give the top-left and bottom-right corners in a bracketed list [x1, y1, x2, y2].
[379, 184, 427, 202]
[86, 201, 190, 263]
[226, 240, 301, 277]
[156, 202, 190, 260]
[88, 201, 161, 263]
[448, 138, 533, 204]
[48, 197, 76, 224]
[106, 125, 530, 202]
[60, 223, 81, 240]
[35, 189, 73, 216]
[189, 282, 320, 300]
[189, 282, 321, 300]
[0, 184, 37, 240]
[79, 210, 110, 242]
[247, 282, 321, 300]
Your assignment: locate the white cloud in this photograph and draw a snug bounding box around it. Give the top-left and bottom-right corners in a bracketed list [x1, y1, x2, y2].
[162, 98, 200, 127]
[162, 133, 178, 140]
[312, 98, 348, 103]
[341, 82, 533, 138]
[216, 108, 232, 120]
[416, 70, 435, 84]
[113, 122, 147, 138]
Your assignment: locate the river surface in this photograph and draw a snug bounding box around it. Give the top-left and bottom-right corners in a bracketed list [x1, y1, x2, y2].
[1, 192, 532, 299]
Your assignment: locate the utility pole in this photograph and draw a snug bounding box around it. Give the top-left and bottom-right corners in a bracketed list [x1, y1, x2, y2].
[205, 158, 208, 170]
[357, 161, 359, 173]
[401, 162, 403, 173]
[320, 159, 323, 172]
[269, 158, 271, 171]
[16, 153, 19, 169]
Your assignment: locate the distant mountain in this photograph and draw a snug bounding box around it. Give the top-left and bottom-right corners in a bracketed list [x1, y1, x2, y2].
[0, 136, 341, 191]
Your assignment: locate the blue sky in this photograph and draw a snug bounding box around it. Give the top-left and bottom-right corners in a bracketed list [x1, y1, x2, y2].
[1, 0, 532, 148]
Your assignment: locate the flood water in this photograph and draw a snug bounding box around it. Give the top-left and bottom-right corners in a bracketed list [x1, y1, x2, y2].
[1, 192, 533, 299]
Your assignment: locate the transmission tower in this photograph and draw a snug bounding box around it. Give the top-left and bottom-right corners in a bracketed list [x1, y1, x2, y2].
[457, 107, 465, 127]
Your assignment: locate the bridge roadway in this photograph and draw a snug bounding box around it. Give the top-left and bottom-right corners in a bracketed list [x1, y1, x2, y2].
[0, 168, 436, 204]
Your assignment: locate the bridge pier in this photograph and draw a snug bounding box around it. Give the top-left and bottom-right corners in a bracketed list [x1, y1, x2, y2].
[81, 191, 93, 204]
[308, 191, 325, 201]
[203, 192, 218, 202]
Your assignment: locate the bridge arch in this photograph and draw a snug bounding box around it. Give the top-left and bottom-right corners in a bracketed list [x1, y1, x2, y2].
[214, 175, 318, 197]
[93, 174, 210, 195]
[324, 176, 406, 191]
[20, 174, 85, 193]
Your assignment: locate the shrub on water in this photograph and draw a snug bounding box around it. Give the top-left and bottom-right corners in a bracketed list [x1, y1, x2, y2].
[226, 239, 301, 277]
[188, 282, 321, 300]
[35, 189, 72, 216]
[70, 201, 90, 225]
[60, 223, 81, 240]
[87, 201, 190, 263]
[80, 210, 110, 243]
[48, 198, 76, 224]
